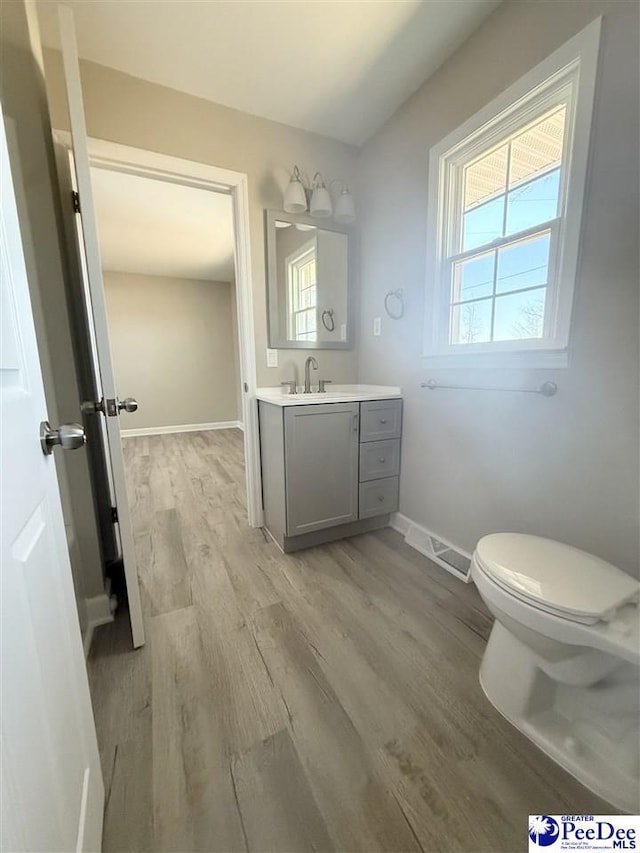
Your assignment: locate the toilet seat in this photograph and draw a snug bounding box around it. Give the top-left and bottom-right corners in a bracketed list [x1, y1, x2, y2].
[475, 533, 639, 625]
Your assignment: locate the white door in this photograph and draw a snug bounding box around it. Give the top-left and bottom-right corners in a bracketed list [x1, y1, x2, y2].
[57, 5, 144, 647]
[0, 113, 104, 851]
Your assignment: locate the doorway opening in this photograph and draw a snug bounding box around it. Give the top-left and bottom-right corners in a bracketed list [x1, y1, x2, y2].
[56, 134, 263, 643]
[92, 168, 248, 603]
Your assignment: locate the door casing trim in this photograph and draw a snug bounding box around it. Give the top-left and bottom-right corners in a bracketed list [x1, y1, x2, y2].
[53, 132, 264, 527]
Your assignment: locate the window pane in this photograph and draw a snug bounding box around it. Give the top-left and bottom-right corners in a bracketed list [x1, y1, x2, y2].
[493, 287, 546, 341]
[451, 299, 492, 345]
[299, 286, 314, 310]
[464, 144, 508, 211]
[295, 309, 317, 341]
[462, 195, 505, 251]
[509, 106, 566, 188]
[300, 260, 316, 287]
[496, 232, 550, 294]
[506, 168, 560, 235]
[453, 251, 495, 302]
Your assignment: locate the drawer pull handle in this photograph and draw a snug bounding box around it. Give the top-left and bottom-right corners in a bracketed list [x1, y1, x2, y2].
[378, 457, 386, 463]
[379, 418, 387, 424]
[377, 495, 385, 502]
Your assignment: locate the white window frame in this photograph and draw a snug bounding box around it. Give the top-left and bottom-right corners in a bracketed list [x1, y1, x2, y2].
[423, 18, 601, 369]
[286, 237, 318, 341]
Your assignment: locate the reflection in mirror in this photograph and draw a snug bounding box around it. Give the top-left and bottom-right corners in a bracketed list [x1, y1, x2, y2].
[266, 211, 350, 349]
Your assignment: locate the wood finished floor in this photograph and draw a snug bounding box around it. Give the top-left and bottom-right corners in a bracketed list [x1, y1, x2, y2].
[89, 429, 609, 853]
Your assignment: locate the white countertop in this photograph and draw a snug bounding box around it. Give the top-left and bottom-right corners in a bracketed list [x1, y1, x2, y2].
[256, 384, 402, 407]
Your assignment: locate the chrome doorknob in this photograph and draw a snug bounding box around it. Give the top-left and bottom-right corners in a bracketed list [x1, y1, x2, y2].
[40, 421, 86, 455]
[118, 397, 138, 413]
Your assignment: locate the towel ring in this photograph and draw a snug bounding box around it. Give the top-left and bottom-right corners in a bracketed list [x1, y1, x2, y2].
[384, 288, 404, 320]
[321, 309, 335, 332]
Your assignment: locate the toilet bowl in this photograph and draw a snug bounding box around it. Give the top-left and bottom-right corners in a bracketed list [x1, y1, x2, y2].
[471, 533, 640, 813]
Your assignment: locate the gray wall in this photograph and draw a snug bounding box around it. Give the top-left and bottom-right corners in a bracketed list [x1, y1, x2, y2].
[356, 0, 639, 576]
[0, 0, 106, 628]
[104, 271, 240, 430]
[42, 51, 359, 388]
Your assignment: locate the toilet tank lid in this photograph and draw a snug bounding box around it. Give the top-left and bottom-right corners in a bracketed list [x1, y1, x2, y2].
[474, 534, 639, 621]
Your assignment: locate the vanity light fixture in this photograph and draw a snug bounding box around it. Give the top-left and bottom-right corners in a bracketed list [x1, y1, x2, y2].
[333, 183, 356, 224]
[283, 165, 307, 213]
[309, 172, 332, 218]
[282, 164, 355, 223]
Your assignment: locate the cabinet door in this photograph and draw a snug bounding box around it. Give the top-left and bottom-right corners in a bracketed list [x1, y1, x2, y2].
[285, 403, 359, 536]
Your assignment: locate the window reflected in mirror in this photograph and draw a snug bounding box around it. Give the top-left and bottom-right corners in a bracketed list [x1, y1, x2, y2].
[266, 211, 350, 350]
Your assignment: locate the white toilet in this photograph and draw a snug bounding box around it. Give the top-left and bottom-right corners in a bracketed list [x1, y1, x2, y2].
[471, 533, 640, 813]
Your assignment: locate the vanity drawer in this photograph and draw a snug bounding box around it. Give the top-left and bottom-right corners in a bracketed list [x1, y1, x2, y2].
[359, 477, 399, 519]
[359, 439, 400, 482]
[360, 399, 402, 442]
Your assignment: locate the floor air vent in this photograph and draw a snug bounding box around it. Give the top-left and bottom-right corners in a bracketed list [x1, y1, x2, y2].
[403, 524, 472, 582]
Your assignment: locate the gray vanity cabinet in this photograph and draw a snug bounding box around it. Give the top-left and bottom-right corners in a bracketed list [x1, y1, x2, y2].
[284, 402, 359, 536]
[259, 396, 401, 552]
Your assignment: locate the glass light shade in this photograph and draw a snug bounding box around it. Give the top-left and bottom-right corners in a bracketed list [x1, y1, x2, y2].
[283, 168, 307, 213]
[310, 177, 332, 218]
[334, 187, 356, 224]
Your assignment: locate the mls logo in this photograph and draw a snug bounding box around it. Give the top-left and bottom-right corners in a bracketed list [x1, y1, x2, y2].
[529, 816, 560, 847]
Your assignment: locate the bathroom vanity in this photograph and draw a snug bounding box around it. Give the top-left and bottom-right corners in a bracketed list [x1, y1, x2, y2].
[257, 385, 402, 552]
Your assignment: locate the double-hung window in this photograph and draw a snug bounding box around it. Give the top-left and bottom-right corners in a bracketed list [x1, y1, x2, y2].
[424, 20, 600, 367]
[287, 239, 318, 342]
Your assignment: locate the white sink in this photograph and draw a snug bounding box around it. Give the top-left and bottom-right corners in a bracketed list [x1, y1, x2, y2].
[255, 383, 402, 407]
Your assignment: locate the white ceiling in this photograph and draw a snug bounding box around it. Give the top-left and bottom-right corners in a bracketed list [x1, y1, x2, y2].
[37, 0, 501, 146]
[90, 167, 235, 282]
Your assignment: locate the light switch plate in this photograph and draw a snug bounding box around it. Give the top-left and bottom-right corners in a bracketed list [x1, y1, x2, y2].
[373, 317, 381, 336]
[266, 348, 278, 367]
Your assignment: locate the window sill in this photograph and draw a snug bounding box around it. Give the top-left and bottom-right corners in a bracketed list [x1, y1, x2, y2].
[421, 348, 569, 370]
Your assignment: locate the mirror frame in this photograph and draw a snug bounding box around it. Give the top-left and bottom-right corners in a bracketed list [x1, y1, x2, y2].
[265, 209, 354, 350]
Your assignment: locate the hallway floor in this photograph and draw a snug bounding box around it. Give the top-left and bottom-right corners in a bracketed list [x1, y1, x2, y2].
[88, 429, 608, 852]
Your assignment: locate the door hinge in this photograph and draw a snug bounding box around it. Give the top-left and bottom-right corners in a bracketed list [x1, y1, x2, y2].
[110, 506, 119, 524]
[72, 191, 81, 213]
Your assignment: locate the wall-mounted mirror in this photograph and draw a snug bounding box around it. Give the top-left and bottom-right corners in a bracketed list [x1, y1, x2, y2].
[265, 209, 351, 349]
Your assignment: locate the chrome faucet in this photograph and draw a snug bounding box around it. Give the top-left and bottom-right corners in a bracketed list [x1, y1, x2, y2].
[304, 356, 318, 393]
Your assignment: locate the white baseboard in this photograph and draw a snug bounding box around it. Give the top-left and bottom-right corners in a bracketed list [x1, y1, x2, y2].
[121, 420, 243, 437]
[83, 585, 116, 658]
[389, 512, 473, 583]
[389, 512, 411, 536]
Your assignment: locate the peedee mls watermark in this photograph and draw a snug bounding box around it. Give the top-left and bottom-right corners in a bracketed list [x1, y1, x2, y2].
[529, 815, 640, 852]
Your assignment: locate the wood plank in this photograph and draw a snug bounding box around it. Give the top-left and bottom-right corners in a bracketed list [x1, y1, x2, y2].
[88, 610, 152, 795]
[102, 735, 154, 853]
[149, 606, 247, 852]
[252, 602, 422, 853]
[231, 729, 335, 853]
[183, 492, 288, 754]
[140, 508, 191, 616]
